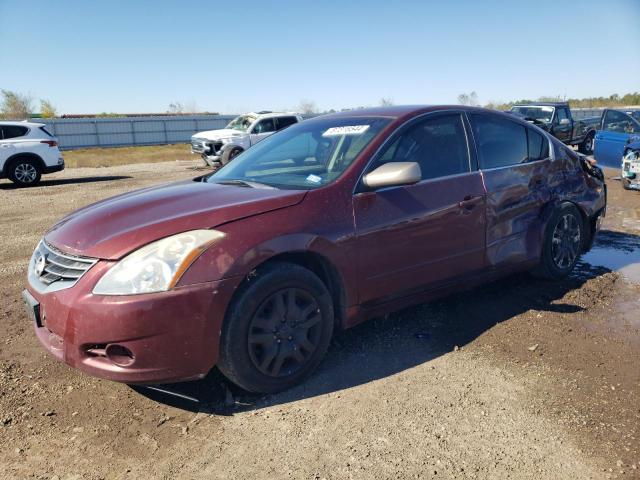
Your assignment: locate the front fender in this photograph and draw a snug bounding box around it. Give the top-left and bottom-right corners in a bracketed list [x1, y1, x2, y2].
[178, 231, 356, 306]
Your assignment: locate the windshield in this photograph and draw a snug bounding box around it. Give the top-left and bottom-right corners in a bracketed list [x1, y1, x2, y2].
[208, 117, 391, 190]
[226, 114, 257, 132]
[511, 106, 554, 123]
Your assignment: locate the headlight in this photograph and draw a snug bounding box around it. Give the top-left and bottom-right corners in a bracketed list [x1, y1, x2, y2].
[93, 230, 224, 295]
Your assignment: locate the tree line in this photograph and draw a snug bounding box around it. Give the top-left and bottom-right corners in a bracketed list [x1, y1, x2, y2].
[458, 91, 640, 110]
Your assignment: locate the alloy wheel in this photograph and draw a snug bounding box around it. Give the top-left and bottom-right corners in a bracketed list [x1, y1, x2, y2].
[14, 163, 38, 184]
[551, 213, 581, 269]
[247, 288, 322, 377]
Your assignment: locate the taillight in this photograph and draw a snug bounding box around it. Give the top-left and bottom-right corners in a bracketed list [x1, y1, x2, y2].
[40, 140, 58, 147]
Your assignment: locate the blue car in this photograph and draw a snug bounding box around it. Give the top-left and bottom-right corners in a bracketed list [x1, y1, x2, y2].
[594, 109, 640, 168]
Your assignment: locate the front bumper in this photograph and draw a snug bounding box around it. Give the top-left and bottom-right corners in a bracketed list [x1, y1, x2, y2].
[25, 261, 239, 384]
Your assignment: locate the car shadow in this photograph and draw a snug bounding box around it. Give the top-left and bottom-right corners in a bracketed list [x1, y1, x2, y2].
[0, 175, 132, 189]
[131, 230, 638, 416]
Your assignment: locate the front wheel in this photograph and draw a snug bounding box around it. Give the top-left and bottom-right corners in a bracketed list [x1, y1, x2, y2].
[220, 147, 243, 166]
[532, 203, 584, 280]
[218, 262, 334, 393]
[9, 159, 42, 187]
[622, 178, 632, 190]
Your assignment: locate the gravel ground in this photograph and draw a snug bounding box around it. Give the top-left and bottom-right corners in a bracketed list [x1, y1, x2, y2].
[0, 161, 638, 480]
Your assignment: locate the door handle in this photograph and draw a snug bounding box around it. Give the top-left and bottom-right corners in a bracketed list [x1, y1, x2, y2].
[458, 195, 480, 210]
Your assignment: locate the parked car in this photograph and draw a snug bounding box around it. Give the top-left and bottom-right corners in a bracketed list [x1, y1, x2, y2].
[191, 111, 302, 167]
[0, 121, 64, 187]
[509, 102, 601, 154]
[621, 141, 640, 190]
[24, 106, 606, 393]
[593, 109, 640, 168]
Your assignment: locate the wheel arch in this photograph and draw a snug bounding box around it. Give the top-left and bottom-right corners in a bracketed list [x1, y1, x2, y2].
[231, 250, 348, 330]
[539, 199, 593, 254]
[4, 152, 45, 174]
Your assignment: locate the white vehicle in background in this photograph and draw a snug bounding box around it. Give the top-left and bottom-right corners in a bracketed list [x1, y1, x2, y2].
[191, 111, 302, 167]
[0, 121, 64, 187]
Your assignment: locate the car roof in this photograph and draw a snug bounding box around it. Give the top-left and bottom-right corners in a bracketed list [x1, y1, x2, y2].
[512, 102, 569, 108]
[245, 111, 300, 120]
[309, 105, 516, 121]
[0, 120, 45, 128]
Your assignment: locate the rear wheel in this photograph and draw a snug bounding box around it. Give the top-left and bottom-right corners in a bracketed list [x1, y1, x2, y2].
[218, 262, 334, 393]
[9, 159, 41, 187]
[532, 203, 584, 280]
[220, 147, 243, 166]
[622, 178, 632, 190]
[579, 132, 595, 155]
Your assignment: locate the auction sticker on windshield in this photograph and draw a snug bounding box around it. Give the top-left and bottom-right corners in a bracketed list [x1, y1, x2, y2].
[323, 125, 370, 137]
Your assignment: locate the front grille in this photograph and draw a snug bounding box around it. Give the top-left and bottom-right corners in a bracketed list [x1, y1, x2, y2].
[31, 241, 97, 287]
[191, 138, 206, 153]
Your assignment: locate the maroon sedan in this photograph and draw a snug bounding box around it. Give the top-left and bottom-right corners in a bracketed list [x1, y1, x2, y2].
[23, 106, 606, 393]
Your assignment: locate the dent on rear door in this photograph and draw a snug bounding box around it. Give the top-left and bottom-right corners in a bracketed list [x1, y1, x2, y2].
[482, 160, 552, 267]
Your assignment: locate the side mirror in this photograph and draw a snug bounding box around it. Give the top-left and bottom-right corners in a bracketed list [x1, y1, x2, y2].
[363, 162, 422, 189]
[559, 118, 570, 125]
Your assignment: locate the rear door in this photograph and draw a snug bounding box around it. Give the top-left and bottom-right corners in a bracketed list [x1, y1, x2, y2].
[275, 116, 298, 132]
[469, 112, 551, 268]
[353, 112, 486, 305]
[594, 110, 640, 168]
[0, 125, 28, 170]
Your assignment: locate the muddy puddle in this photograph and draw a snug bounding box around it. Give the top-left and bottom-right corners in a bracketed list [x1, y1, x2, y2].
[580, 230, 640, 283]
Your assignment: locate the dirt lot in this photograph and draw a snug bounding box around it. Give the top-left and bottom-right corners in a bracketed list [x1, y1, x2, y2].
[0, 161, 639, 480]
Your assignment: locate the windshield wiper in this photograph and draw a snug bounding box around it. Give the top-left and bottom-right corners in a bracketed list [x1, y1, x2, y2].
[215, 179, 277, 189]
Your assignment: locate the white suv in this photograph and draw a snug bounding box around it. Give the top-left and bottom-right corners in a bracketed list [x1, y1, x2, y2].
[191, 111, 302, 166]
[0, 121, 65, 187]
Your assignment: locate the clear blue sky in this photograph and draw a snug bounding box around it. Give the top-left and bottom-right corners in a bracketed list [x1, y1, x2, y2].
[1, 0, 639, 114]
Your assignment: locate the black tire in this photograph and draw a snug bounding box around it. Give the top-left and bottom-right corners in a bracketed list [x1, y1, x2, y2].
[220, 147, 243, 166]
[622, 178, 632, 190]
[578, 132, 595, 155]
[218, 262, 334, 393]
[8, 158, 42, 187]
[532, 203, 584, 280]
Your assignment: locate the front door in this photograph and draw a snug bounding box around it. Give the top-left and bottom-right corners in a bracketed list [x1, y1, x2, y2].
[353, 112, 486, 305]
[551, 107, 572, 143]
[249, 118, 277, 146]
[594, 110, 640, 168]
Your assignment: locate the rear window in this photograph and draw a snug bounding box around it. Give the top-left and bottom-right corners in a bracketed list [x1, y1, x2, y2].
[470, 114, 528, 168]
[526, 128, 549, 161]
[1, 125, 29, 140]
[276, 116, 298, 131]
[39, 126, 54, 137]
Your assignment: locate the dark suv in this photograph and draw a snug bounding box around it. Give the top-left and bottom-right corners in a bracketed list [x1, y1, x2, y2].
[24, 106, 606, 393]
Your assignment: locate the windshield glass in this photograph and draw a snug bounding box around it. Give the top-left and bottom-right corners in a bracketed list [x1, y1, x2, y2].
[510, 106, 554, 122]
[208, 117, 391, 190]
[226, 114, 257, 132]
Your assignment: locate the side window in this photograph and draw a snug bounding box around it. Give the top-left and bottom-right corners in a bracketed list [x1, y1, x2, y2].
[1, 125, 29, 140]
[377, 113, 470, 180]
[603, 110, 638, 133]
[556, 108, 569, 123]
[470, 114, 528, 168]
[526, 128, 549, 161]
[275, 117, 297, 131]
[253, 118, 276, 134]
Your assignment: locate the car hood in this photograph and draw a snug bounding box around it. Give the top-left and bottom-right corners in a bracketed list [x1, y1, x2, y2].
[193, 129, 246, 141]
[45, 180, 306, 260]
